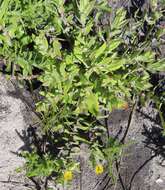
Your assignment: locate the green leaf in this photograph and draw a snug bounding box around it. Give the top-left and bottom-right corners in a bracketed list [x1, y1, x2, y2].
[0, 0, 10, 20]
[107, 59, 126, 72]
[107, 39, 122, 53]
[73, 136, 90, 144]
[84, 19, 94, 35]
[76, 124, 89, 131]
[16, 57, 32, 76]
[111, 8, 127, 30]
[35, 33, 48, 55]
[52, 39, 61, 58]
[133, 51, 155, 63]
[78, 0, 95, 26]
[95, 2, 112, 12]
[99, 57, 112, 65]
[151, 0, 158, 10]
[147, 59, 165, 72]
[93, 42, 107, 59]
[86, 93, 99, 116]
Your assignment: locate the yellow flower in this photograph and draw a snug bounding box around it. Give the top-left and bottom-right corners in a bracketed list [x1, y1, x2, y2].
[64, 170, 73, 181]
[95, 164, 104, 175]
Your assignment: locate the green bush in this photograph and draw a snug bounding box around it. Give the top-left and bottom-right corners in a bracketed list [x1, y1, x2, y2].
[0, 0, 164, 188]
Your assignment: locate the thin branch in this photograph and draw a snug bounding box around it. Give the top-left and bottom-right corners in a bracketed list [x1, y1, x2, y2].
[29, 177, 41, 190]
[11, 75, 39, 81]
[104, 110, 110, 138]
[79, 156, 83, 190]
[120, 102, 137, 144]
[93, 172, 109, 189]
[128, 154, 156, 190]
[0, 180, 34, 189]
[115, 159, 127, 190]
[102, 177, 111, 190]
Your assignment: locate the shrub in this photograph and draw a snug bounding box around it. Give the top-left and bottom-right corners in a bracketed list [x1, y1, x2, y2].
[0, 0, 164, 189]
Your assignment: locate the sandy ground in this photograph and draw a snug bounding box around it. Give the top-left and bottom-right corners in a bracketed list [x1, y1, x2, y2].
[0, 76, 30, 190]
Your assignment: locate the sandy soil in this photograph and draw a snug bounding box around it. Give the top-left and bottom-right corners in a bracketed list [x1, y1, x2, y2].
[0, 76, 30, 190]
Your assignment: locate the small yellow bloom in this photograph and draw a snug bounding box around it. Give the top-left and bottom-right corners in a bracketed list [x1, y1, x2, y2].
[64, 170, 73, 181]
[95, 164, 104, 175]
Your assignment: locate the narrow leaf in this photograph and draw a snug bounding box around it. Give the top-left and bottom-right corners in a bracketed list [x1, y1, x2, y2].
[86, 93, 99, 116]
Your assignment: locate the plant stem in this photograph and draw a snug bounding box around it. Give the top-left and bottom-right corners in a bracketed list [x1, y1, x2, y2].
[80, 156, 83, 190]
[104, 110, 110, 139]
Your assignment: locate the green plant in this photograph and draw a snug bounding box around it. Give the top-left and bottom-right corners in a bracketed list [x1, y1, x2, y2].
[0, 0, 164, 189]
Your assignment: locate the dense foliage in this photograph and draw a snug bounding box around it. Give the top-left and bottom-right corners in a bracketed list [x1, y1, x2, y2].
[0, 0, 164, 189]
